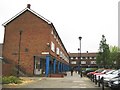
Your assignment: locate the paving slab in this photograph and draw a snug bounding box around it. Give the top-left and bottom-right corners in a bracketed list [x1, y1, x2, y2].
[2, 71, 109, 89]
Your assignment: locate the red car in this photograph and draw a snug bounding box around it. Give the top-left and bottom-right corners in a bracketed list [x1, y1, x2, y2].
[87, 68, 104, 77]
[93, 69, 111, 76]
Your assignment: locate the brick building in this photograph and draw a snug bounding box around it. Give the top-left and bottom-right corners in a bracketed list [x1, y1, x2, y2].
[0, 44, 2, 58]
[2, 4, 69, 76]
[69, 52, 97, 70]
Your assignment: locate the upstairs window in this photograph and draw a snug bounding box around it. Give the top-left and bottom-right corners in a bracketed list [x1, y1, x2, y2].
[71, 61, 76, 64]
[56, 47, 59, 55]
[82, 57, 85, 59]
[70, 57, 73, 60]
[60, 51, 63, 58]
[94, 57, 96, 59]
[81, 61, 86, 64]
[76, 57, 78, 59]
[51, 30, 53, 35]
[51, 42, 55, 52]
[90, 57, 92, 59]
[91, 61, 96, 64]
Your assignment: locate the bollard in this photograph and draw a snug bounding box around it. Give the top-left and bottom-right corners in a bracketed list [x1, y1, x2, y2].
[90, 74, 92, 81]
[80, 71, 82, 77]
[91, 75, 93, 81]
[98, 76, 100, 87]
[101, 77, 104, 90]
[93, 75, 94, 82]
[95, 75, 97, 85]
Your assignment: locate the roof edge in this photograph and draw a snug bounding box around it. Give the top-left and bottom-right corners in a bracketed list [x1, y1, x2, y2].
[2, 7, 52, 26]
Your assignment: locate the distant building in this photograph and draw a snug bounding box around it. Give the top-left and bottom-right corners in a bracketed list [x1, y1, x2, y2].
[2, 4, 69, 76]
[69, 52, 98, 69]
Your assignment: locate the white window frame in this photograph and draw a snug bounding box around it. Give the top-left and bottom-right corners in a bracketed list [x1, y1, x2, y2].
[81, 61, 86, 64]
[71, 61, 76, 64]
[51, 30, 53, 35]
[56, 47, 59, 55]
[60, 51, 62, 57]
[76, 57, 78, 59]
[70, 57, 73, 60]
[51, 42, 55, 52]
[91, 61, 96, 64]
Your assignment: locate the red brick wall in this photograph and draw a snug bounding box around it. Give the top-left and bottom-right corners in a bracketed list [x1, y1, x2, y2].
[3, 11, 52, 75]
[2, 64, 14, 76]
[0, 44, 2, 57]
[50, 34, 68, 64]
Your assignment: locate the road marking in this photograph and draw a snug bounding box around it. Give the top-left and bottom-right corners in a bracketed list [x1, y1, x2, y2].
[79, 84, 86, 85]
[73, 81, 84, 83]
[71, 85, 87, 88]
[71, 86, 79, 88]
[80, 87, 87, 88]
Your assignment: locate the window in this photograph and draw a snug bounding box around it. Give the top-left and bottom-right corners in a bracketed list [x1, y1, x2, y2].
[51, 42, 55, 52]
[56, 47, 59, 55]
[87, 57, 90, 59]
[71, 61, 76, 64]
[90, 57, 92, 59]
[60, 51, 63, 57]
[82, 57, 85, 59]
[76, 57, 78, 59]
[51, 30, 53, 35]
[70, 57, 73, 59]
[94, 57, 96, 59]
[91, 61, 96, 64]
[81, 61, 86, 64]
[54, 35, 56, 39]
[56, 38, 58, 42]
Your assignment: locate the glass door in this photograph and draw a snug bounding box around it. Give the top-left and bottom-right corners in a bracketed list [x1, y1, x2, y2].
[34, 58, 41, 75]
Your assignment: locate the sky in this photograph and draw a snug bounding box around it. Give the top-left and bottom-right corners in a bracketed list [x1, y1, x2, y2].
[0, 0, 119, 53]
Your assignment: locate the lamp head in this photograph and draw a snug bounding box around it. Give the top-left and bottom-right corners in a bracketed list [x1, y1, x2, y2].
[79, 36, 82, 40]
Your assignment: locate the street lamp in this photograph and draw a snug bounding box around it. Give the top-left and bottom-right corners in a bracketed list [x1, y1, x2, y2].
[17, 30, 23, 77]
[78, 36, 82, 77]
[78, 48, 80, 74]
[87, 51, 89, 68]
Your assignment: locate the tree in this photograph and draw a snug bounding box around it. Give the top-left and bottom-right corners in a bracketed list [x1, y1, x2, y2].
[109, 46, 120, 68]
[96, 35, 110, 68]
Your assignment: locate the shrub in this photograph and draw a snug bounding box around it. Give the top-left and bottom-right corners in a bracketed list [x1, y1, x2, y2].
[2, 76, 22, 84]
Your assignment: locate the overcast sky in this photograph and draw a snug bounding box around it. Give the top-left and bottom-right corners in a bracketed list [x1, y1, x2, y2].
[0, 0, 119, 53]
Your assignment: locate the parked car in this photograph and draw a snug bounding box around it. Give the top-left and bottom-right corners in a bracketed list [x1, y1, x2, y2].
[108, 77, 120, 89]
[87, 68, 104, 78]
[93, 69, 111, 76]
[96, 70, 116, 81]
[82, 68, 97, 76]
[103, 69, 120, 86]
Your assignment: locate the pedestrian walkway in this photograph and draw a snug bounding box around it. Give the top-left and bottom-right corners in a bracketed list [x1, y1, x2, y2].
[63, 71, 98, 88]
[3, 71, 100, 88]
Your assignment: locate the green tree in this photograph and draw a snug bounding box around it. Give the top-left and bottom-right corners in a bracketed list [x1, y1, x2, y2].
[109, 46, 120, 68]
[109, 46, 118, 64]
[96, 35, 110, 68]
[116, 52, 120, 68]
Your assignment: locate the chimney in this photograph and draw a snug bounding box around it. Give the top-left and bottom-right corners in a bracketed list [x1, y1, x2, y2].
[27, 4, 31, 9]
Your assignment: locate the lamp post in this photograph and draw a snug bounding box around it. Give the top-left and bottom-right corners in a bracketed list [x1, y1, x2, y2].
[17, 30, 22, 77]
[87, 51, 89, 68]
[78, 36, 82, 77]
